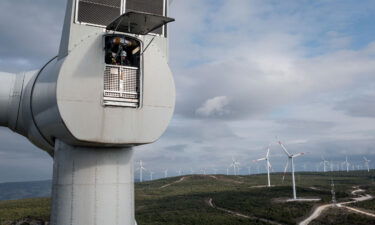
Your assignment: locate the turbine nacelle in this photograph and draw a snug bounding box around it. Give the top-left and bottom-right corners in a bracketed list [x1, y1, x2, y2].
[0, 0, 176, 154]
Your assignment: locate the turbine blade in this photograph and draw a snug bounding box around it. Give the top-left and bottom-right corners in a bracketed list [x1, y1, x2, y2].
[278, 141, 291, 157]
[292, 152, 305, 158]
[254, 158, 267, 162]
[282, 160, 290, 182]
[266, 147, 270, 158]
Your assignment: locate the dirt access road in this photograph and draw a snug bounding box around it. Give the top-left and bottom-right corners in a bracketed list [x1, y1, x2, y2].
[206, 198, 285, 225]
[299, 187, 374, 225]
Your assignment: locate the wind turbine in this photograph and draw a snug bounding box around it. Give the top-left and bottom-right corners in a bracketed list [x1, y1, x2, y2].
[345, 156, 350, 172]
[230, 157, 240, 175]
[164, 169, 168, 178]
[321, 157, 329, 172]
[137, 160, 147, 182]
[253, 145, 272, 187]
[226, 167, 229, 176]
[178, 169, 182, 176]
[150, 171, 155, 181]
[247, 166, 251, 175]
[278, 140, 306, 200]
[0, 0, 177, 224]
[364, 157, 371, 172]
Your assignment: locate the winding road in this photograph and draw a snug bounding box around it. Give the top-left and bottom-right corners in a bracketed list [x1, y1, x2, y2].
[299, 187, 374, 225]
[160, 176, 187, 189]
[206, 198, 285, 225]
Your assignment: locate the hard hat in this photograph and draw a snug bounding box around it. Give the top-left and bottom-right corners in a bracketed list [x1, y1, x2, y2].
[113, 37, 125, 44]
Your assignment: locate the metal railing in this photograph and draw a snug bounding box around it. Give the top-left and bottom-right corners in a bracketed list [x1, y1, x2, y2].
[103, 65, 140, 107]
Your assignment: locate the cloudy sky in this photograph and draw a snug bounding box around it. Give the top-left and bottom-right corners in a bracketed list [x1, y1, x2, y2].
[0, 0, 374, 182]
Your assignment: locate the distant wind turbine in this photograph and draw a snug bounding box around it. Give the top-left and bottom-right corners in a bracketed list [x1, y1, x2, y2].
[230, 157, 240, 175]
[253, 145, 272, 187]
[247, 166, 251, 175]
[278, 140, 306, 200]
[321, 157, 329, 173]
[364, 157, 371, 172]
[136, 160, 147, 182]
[164, 169, 168, 178]
[345, 156, 350, 172]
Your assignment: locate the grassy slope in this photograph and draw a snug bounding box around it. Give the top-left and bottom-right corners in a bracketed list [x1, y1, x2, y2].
[0, 198, 50, 224]
[0, 171, 374, 225]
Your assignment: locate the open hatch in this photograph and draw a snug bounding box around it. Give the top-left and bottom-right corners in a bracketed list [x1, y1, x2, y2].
[106, 11, 175, 35]
[103, 35, 141, 108]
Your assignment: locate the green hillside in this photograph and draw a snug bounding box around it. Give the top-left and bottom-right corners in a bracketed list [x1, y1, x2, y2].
[0, 171, 374, 225]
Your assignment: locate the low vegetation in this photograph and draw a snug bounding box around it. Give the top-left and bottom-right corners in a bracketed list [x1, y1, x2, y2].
[0, 171, 373, 225]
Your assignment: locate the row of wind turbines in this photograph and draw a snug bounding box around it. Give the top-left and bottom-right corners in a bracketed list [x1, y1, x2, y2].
[320, 156, 372, 173]
[136, 140, 372, 201]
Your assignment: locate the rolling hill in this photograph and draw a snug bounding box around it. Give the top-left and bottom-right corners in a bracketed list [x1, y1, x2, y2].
[0, 171, 374, 225]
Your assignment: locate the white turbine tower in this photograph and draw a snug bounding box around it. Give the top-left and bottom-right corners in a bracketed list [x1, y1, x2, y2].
[278, 140, 306, 200]
[364, 157, 371, 172]
[345, 156, 350, 172]
[253, 145, 272, 187]
[164, 169, 168, 178]
[247, 166, 251, 175]
[230, 157, 240, 175]
[150, 171, 155, 181]
[321, 157, 329, 172]
[137, 160, 147, 182]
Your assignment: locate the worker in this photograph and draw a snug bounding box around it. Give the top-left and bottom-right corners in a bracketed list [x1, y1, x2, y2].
[119, 51, 130, 66]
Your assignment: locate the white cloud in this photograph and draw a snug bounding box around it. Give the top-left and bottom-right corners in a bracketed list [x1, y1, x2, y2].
[196, 96, 230, 117]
